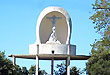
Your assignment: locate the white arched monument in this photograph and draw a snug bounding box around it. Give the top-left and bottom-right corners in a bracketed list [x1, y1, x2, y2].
[9, 6, 90, 75]
[29, 6, 76, 55]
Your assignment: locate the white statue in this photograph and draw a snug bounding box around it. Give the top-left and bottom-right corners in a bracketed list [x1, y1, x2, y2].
[46, 15, 62, 44]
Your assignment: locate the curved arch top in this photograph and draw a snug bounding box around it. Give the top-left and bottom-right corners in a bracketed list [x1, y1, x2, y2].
[36, 6, 72, 44]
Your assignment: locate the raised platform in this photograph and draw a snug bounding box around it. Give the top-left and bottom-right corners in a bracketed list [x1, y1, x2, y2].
[8, 54, 90, 60]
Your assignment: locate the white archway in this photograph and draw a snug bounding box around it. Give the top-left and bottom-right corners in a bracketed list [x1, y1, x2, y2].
[36, 6, 72, 44]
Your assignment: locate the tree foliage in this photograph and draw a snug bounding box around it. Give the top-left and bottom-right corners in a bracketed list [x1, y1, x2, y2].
[86, 0, 110, 75]
[28, 65, 48, 75]
[0, 51, 23, 75]
[54, 62, 83, 75]
[90, 0, 110, 33]
[28, 65, 36, 75]
[86, 38, 110, 75]
[22, 67, 28, 75]
[54, 62, 66, 75]
[70, 66, 82, 75]
[0, 51, 48, 75]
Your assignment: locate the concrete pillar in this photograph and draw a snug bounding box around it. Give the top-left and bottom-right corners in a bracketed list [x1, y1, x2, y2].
[36, 55, 39, 75]
[66, 56, 70, 75]
[12, 56, 16, 65]
[51, 51, 54, 75]
[51, 57, 54, 75]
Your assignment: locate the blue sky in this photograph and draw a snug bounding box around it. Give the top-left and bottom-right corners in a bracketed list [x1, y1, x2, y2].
[0, 0, 99, 74]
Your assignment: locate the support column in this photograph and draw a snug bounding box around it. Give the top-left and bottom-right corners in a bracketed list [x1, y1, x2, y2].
[51, 57, 54, 75]
[51, 50, 54, 75]
[36, 55, 39, 75]
[66, 56, 70, 75]
[12, 56, 16, 65]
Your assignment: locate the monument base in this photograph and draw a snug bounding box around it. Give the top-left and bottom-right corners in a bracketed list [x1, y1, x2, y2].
[29, 44, 76, 55]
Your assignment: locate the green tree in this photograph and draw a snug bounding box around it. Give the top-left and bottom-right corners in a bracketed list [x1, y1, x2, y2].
[13, 65, 23, 75]
[86, 0, 110, 75]
[54, 62, 66, 75]
[28, 65, 36, 75]
[0, 51, 48, 75]
[28, 65, 48, 75]
[86, 31, 110, 75]
[0, 51, 23, 75]
[90, 0, 110, 33]
[54, 62, 83, 75]
[22, 67, 28, 75]
[70, 66, 82, 75]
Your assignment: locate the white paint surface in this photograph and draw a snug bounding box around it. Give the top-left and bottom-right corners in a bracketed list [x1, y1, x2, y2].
[29, 6, 76, 55]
